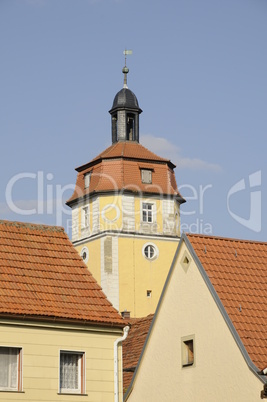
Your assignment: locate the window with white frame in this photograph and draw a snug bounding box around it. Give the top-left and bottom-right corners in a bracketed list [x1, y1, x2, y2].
[142, 243, 159, 261]
[82, 206, 89, 228]
[142, 202, 153, 223]
[141, 169, 152, 184]
[80, 246, 89, 263]
[0, 347, 22, 391]
[84, 172, 91, 189]
[144, 244, 155, 259]
[60, 351, 85, 394]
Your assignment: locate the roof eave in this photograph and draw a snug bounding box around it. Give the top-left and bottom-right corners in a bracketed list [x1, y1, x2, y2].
[0, 312, 126, 329]
[66, 189, 186, 207]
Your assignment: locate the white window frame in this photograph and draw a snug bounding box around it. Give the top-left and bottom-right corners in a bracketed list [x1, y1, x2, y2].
[0, 346, 22, 392]
[142, 202, 154, 223]
[82, 206, 89, 229]
[80, 246, 89, 263]
[142, 242, 159, 261]
[59, 350, 85, 394]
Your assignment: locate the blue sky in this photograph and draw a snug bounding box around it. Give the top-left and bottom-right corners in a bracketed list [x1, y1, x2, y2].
[0, 0, 266, 241]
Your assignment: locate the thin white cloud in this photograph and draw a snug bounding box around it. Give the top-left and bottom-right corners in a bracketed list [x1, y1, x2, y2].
[141, 134, 222, 172]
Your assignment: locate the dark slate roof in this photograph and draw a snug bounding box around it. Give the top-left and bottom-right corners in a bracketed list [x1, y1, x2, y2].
[109, 88, 142, 113]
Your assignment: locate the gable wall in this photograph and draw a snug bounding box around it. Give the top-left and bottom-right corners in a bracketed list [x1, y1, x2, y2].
[126, 241, 263, 401]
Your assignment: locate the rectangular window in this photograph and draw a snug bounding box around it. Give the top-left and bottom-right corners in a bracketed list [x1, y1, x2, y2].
[141, 169, 152, 184]
[142, 203, 153, 223]
[60, 351, 85, 394]
[181, 336, 195, 368]
[0, 347, 22, 391]
[84, 172, 91, 189]
[82, 206, 89, 228]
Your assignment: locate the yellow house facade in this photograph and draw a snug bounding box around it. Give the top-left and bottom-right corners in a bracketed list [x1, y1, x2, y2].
[0, 319, 125, 402]
[67, 67, 185, 318]
[0, 220, 127, 402]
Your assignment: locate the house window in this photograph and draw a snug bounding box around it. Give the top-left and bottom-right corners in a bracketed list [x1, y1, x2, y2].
[0, 347, 22, 391]
[60, 351, 85, 394]
[181, 336, 195, 368]
[82, 206, 89, 228]
[84, 172, 91, 189]
[141, 169, 152, 184]
[147, 290, 152, 298]
[142, 203, 153, 223]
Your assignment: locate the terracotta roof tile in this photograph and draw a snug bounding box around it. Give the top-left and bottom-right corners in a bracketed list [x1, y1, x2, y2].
[187, 233, 267, 371]
[123, 314, 154, 392]
[67, 142, 185, 204]
[0, 220, 124, 327]
[83, 141, 171, 167]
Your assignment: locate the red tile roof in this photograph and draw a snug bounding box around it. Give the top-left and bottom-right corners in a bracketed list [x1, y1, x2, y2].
[78, 141, 173, 169]
[0, 220, 125, 327]
[67, 142, 185, 204]
[187, 233, 267, 371]
[123, 314, 154, 391]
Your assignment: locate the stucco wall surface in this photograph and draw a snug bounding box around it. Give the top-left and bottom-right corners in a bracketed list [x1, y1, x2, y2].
[0, 321, 123, 402]
[127, 241, 263, 401]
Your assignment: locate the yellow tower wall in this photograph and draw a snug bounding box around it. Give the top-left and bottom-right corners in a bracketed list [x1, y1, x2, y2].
[74, 193, 181, 317]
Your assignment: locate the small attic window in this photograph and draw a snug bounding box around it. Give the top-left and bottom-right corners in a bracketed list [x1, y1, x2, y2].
[181, 251, 191, 272]
[183, 256, 189, 264]
[84, 172, 91, 189]
[141, 169, 152, 184]
[182, 336, 195, 368]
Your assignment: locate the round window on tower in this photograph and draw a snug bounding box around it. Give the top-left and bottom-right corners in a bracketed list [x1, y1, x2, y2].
[80, 246, 89, 264]
[142, 243, 159, 261]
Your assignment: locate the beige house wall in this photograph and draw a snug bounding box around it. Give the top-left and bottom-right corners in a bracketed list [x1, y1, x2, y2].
[0, 319, 123, 402]
[126, 241, 263, 402]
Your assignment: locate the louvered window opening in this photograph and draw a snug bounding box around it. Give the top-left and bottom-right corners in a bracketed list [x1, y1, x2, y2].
[141, 169, 152, 184]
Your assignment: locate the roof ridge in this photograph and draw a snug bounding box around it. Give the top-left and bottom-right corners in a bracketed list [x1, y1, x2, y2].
[0, 220, 65, 232]
[76, 141, 173, 172]
[138, 141, 170, 162]
[186, 232, 267, 245]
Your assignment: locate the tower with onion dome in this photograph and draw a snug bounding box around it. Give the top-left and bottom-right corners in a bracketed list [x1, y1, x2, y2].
[66, 59, 185, 318]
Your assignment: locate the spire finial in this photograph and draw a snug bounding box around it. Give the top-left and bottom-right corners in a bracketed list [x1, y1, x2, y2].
[122, 49, 132, 88]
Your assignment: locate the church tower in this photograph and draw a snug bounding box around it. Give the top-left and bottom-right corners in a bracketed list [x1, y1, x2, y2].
[66, 63, 185, 318]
